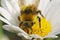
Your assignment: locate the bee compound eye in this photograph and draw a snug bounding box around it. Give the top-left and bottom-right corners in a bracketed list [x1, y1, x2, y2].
[24, 8, 33, 14]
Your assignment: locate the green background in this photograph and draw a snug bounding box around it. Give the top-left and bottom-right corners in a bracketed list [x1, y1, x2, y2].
[0, 0, 60, 40]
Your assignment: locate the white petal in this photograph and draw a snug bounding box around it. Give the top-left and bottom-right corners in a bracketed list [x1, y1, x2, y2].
[25, 34, 44, 40]
[1, 0, 20, 23]
[43, 0, 60, 35]
[29, 34, 44, 40]
[3, 25, 20, 33]
[1, 0, 20, 14]
[1, 0, 7, 10]
[3, 24, 28, 36]
[8, 0, 20, 13]
[0, 7, 13, 21]
[44, 35, 58, 38]
[38, 0, 50, 13]
[0, 16, 12, 25]
[17, 33, 30, 39]
[30, 34, 42, 38]
[49, 27, 60, 36]
[8, 0, 21, 21]
[1, 0, 13, 13]
[3, 25, 30, 39]
[0, 7, 19, 26]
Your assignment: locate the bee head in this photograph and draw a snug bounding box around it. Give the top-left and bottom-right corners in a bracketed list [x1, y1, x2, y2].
[20, 5, 38, 21]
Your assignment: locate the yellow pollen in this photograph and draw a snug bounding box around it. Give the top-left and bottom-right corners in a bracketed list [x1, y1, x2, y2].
[21, 17, 51, 37]
[31, 17, 51, 37]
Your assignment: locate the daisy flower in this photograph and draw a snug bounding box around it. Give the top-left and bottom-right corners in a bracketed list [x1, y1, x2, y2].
[0, 0, 60, 40]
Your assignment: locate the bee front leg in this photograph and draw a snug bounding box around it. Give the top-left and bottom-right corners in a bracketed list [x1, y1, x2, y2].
[18, 16, 21, 21]
[19, 22, 23, 27]
[37, 10, 45, 18]
[18, 16, 23, 27]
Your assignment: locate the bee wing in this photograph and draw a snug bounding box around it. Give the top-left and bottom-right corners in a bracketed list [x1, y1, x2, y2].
[18, 0, 25, 7]
[32, 0, 40, 7]
[18, 0, 40, 7]
[44, 0, 60, 35]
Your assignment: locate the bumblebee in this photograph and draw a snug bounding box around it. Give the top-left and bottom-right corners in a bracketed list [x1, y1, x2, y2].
[18, 0, 51, 37]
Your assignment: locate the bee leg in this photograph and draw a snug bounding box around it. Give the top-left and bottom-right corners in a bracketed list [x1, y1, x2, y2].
[37, 16, 41, 28]
[31, 22, 35, 27]
[37, 10, 45, 18]
[37, 16, 41, 22]
[18, 16, 20, 20]
[19, 22, 23, 27]
[31, 37, 36, 40]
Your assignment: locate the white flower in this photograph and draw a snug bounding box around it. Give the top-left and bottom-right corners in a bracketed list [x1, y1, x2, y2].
[0, 0, 60, 40]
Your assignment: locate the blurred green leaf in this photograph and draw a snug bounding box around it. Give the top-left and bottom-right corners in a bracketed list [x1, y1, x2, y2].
[0, 0, 1, 6]
[0, 20, 3, 33]
[44, 38, 54, 40]
[0, 20, 3, 39]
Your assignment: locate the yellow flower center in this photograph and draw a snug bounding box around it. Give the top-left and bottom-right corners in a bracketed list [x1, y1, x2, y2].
[31, 17, 51, 37]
